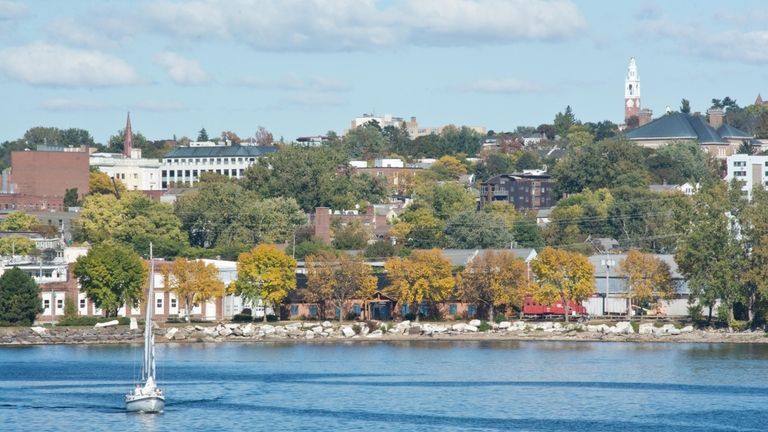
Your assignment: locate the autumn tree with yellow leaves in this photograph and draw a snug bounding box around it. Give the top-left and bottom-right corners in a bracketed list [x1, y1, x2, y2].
[384, 249, 454, 321]
[531, 247, 594, 322]
[458, 250, 530, 321]
[233, 244, 296, 321]
[305, 251, 377, 321]
[163, 258, 225, 322]
[619, 250, 673, 317]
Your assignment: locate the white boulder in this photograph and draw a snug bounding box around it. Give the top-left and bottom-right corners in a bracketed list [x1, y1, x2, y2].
[94, 320, 119, 328]
[312, 326, 324, 334]
[464, 325, 478, 332]
[261, 325, 275, 335]
[469, 319, 482, 327]
[129, 318, 138, 330]
[165, 327, 179, 339]
[680, 325, 694, 333]
[498, 321, 511, 329]
[30, 326, 47, 335]
[322, 321, 333, 328]
[341, 326, 356, 338]
[366, 330, 383, 338]
[452, 323, 467, 332]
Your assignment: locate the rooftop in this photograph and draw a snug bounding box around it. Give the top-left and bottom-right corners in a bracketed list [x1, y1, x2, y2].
[625, 112, 752, 144]
[164, 146, 277, 159]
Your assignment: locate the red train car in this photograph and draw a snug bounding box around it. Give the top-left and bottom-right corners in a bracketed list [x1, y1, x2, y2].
[523, 296, 587, 317]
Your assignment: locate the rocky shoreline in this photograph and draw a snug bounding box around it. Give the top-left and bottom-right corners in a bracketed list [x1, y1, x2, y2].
[2, 319, 767, 345]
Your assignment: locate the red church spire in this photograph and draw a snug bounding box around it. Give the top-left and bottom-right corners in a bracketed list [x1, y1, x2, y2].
[123, 112, 133, 158]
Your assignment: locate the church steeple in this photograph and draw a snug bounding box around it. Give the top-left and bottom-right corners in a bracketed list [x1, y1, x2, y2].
[123, 112, 133, 158]
[624, 57, 641, 122]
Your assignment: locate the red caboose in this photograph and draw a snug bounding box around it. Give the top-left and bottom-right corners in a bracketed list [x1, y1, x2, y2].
[523, 296, 587, 317]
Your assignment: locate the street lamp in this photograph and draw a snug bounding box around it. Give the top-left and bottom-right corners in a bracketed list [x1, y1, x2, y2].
[601, 256, 615, 316]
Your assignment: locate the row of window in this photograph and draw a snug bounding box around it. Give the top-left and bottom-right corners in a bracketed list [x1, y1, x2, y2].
[164, 157, 256, 165]
[162, 169, 245, 178]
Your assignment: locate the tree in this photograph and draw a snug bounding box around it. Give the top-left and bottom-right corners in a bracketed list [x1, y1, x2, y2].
[305, 252, 377, 321]
[675, 184, 742, 323]
[255, 126, 274, 146]
[163, 258, 224, 322]
[332, 219, 370, 250]
[738, 185, 768, 322]
[457, 250, 529, 320]
[63, 188, 80, 208]
[619, 250, 673, 317]
[221, 131, 242, 144]
[0, 211, 39, 231]
[553, 105, 576, 138]
[393, 206, 445, 248]
[384, 249, 454, 321]
[566, 125, 594, 148]
[443, 211, 512, 249]
[342, 125, 388, 159]
[107, 129, 148, 154]
[680, 98, 691, 114]
[74, 241, 148, 317]
[78, 194, 123, 242]
[415, 181, 476, 220]
[646, 141, 718, 185]
[197, 128, 209, 141]
[233, 244, 296, 321]
[0, 268, 42, 325]
[89, 170, 126, 197]
[0, 236, 36, 256]
[429, 155, 468, 180]
[531, 247, 594, 322]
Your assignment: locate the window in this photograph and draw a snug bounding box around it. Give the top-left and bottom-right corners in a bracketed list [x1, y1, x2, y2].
[43, 299, 50, 309]
[353, 304, 361, 315]
[156, 298, 163, 309]
[309, 305, 318, 317]
[419, 302, 429, 317]
[449, 304, 457, 315]
[170, 298, 177, 308]
[290, 305, 299, 316]
[335, 306, 341, 319]
[401, 304, 409, 316]
[57, 299, 63, 309]
[79, 298, 86, 308]
[468, 304, 477, 317]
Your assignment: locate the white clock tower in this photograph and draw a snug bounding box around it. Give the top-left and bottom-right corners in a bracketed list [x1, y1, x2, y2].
[624, 57, 640, 122]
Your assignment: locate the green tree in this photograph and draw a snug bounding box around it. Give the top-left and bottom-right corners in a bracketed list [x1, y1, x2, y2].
[0, 236, 36, 256]
[332, 219, 370, 250]
[566, 125, 594, 148]
[443, 211, 512, 249]
[0, 268, 42, 325]
[197, 128, 209, 141]
[74, 241, 148, 317]
[416, 181, 476, 220]
[233, 244, 296, 321]
[646, 141, 718, 185]
[342, 125, 388, 159]
[680, 98, 691, 114]
[675, 184, 742, 323]
[553, 105, 576, 138]
[63, 188, 80, 208]
[0, 211, 39, 231]
[107, 129, 148, 154]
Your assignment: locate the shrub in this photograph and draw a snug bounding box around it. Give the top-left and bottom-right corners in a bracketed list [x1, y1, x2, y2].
[687, 304, 703, 322]
[58, 316, 130, 326]
[345, 311, 359, 321]
[266, 314, 279, 322]
[232, 314, 253, 323]
[404, 312, 417, 321]
[493, 314, 506, 324]
[730, 320, 749, 332]
[630, 321, 640, 333]
[352, 324, 362, 334]
[477, 321, 492, 332]
[365, 320, 379, 330]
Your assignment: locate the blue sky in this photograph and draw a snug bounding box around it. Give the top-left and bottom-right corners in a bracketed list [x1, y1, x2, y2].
[1, 0, 767, 144]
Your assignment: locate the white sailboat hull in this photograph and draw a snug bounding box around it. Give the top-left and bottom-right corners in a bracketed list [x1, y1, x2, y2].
[125, 394, 165, 413]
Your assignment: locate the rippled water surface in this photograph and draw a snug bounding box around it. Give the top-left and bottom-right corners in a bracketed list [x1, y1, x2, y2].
[1, 341, 767, 431]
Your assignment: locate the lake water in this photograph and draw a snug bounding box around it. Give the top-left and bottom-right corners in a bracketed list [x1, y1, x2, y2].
[1, 341, 767, 431]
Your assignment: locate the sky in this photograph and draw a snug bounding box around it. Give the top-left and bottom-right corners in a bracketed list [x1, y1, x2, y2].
[1, 0, 767, 144]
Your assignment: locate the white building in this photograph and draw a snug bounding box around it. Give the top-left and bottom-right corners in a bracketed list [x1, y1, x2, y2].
[374, 158, 404, 168]
[725, 154, 768, 199]
[161, 145, 277, 188]
[90, 151, 162, 191]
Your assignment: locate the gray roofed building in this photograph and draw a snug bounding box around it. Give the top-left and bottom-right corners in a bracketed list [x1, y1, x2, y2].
[163, 145, 276, 159]
[625, 111, 752, 160]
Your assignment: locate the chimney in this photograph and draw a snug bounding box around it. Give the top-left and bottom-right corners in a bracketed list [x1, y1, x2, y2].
[123, 112, 133, 159]
[638, 108, 653, 126]
[314, 207, 331, 245]
[707, 108, 724, 129]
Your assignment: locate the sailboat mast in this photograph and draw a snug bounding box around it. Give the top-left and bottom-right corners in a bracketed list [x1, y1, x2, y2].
[143, 243, 155, 381]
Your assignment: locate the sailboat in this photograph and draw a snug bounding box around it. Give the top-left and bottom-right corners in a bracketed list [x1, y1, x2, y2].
[125, 243, 165, 413]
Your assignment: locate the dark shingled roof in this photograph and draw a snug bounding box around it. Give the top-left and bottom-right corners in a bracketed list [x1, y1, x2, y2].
[717, 123, 753, 139]
[164, 145, 277, 159]
[625, 112, 750, 145]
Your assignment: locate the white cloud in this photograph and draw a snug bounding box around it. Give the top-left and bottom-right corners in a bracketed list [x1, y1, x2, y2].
[140, 0, 587, 51]
[462, 78, 548, 94]
[154, 51, 209, 85]
[235, 74, 350, 92]
[0, 43, 140, 87]
[0, 0, 26, 20]
[47, 19, 121, 49]
[39, 98, 110, 111]
[135, 100, 188, 111]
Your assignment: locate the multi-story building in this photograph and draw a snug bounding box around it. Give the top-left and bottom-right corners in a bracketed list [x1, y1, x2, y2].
[90, 153, 162, 191]
[160, 145, 276, 188]
[479, 171, 556, 211]
[726, 154, 768, 199]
